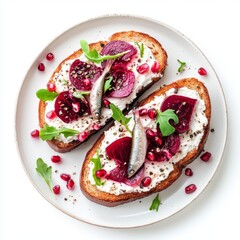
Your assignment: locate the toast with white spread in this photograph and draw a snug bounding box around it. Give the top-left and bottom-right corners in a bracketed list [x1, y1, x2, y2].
[80, 78, 211, 207]
[38, 31, 167, 152]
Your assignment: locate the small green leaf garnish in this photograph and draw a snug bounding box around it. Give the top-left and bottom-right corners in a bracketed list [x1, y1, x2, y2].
[135, 42, 144, 58]
[36, 89, 59, 101]
[73, 91, 90, 99]
[104, 76, 113, 93]
[156, 109, 179, 136]
[36, 158, 52, 191]
[177, 59, 186, 73]
[90, 150, 104, 186]
[80, 40, 130, 64]
[39, 125, 79, 141]
[110, 103, 132, 134]
[149, 194, 161, 212]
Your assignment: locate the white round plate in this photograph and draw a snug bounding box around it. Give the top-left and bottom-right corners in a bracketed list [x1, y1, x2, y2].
[15, 15, 227, 228]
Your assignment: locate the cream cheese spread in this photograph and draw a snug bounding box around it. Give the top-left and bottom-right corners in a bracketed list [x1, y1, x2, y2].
[44, 42, 161, 143]
[88, 87, 208, 195]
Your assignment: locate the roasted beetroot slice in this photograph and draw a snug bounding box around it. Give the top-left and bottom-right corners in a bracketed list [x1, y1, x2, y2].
[161, 95, 197, 133]
[106, 166, 127, 183]
[54, 91, 90, 123]
[101, 40, 137, 65]
[106, 65, 135, 98]
[69, 59, 102, 91]
[106, 137, 132, 166]
[124, 166, 145, 186]
[163, 133, 180, 155]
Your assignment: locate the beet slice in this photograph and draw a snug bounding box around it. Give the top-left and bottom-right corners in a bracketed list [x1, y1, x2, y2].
[161, 95, 197, 133]
[69, 59, 102, 91]
[106, 65, 135, 98]
[101, 40, 137, 64]
[54, 91, 90, 123]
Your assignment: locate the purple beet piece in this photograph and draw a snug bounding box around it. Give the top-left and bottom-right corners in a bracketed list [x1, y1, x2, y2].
[106, 65, 135, 98]
[101, 40, 137, 65]
[54, 91, 90, 123]
[69, 59, 102, 91]
[161, 95, 197, 133]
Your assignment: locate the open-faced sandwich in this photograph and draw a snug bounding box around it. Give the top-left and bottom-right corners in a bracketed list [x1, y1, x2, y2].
[37, 31, 167, 152]
[80, 78, 211, 207]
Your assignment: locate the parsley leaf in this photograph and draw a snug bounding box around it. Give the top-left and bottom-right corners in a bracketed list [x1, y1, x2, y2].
[177, 59, 186, 72]
[39, 125, 79, 141]
[36, 89, 59, 101]
[110, 103, 132, 134]
[104, 76, 113, 93]
[156, 109, 179, 136]
[135, 42, 144, 58]
[90, 150, 104, 186]
[36, 158, 52, 191]
[80, 40, 130, 64]
[149, 194, 161, 212]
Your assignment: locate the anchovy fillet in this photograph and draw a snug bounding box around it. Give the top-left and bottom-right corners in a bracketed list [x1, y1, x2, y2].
[90, 60, 114, 119]
[127, 114, 147, 178]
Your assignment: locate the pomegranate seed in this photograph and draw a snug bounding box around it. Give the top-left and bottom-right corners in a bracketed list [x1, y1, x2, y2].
[51, 155, 61, 163]
[78, 131, 88, 142]
[155, 136, 163, 146]
[46, 82, 56, 92]
[185, 168, 193, 176]
[147, 151, 155, 161]
[46, 52, 54, 61]
[103, 99, 111, 108]
[60, 173, 71, 182]
[148, 108, 157, 119]
[72, 102, 80, 113]
[46, 110, 57, 119]
[141, 176, 152, 187]
[198, 67, 207, 76]
[52, 185, 60, 195]
[185, 184, 197, 194]
[83, 79, 91, 88]
[38, 63, 45, 71]
[139, 108, 148, 116]
[67, 179, 75, 190]
[95, 169, 107, 178]
[151, 61, 160, 73]
[30, 129, 39, 138]
[200, 151, 211, 162]
[137, 63, 150, 74]
[146, 129, 157, 138]
[92, 123, 101, 130]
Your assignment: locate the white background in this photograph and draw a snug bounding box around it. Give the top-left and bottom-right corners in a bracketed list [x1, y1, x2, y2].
[0, 0, 239, 239]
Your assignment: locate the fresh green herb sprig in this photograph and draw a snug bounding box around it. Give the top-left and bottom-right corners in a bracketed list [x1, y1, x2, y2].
[73, 91, 90, 99]
[36, 158, 52, 191]
[149, 193, 161, 212]
[135, 42, 144, 58]
[91, 150, 104, 186]
[80, 40, 130, 64]
[177, 59, 186, 73]
[104, 76, 113, 93]
[110, 103, 132, 134]
[36, 89, 59, 101]
[156, 109, 179, 137]
[40, 125, 79, 141]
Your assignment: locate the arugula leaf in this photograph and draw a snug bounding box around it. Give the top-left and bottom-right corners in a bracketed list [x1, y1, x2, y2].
[149, 194, 161, 212]
[36, 89, 59, 101]
[110, 103, 132, 134]
[177, 59, 186, 73]
[80, 40, 130, 64]
[73, 91, 90, 99]
[104, 76, 113, 93]
[36, 158, 52, 191]
[39, 125, 79, 141]
[135, 42, 144, 58]
[90, 150, 104, 186]
[156, 109, 179, 136]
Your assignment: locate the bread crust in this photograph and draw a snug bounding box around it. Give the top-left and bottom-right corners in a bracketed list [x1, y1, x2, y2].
[80, 78, 211, 207]
[38, 31, 167, 153]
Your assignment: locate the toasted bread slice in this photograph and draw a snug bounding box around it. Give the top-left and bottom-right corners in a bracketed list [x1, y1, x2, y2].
[80, 78, 211, 207]
[38, 31, 167, 153]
